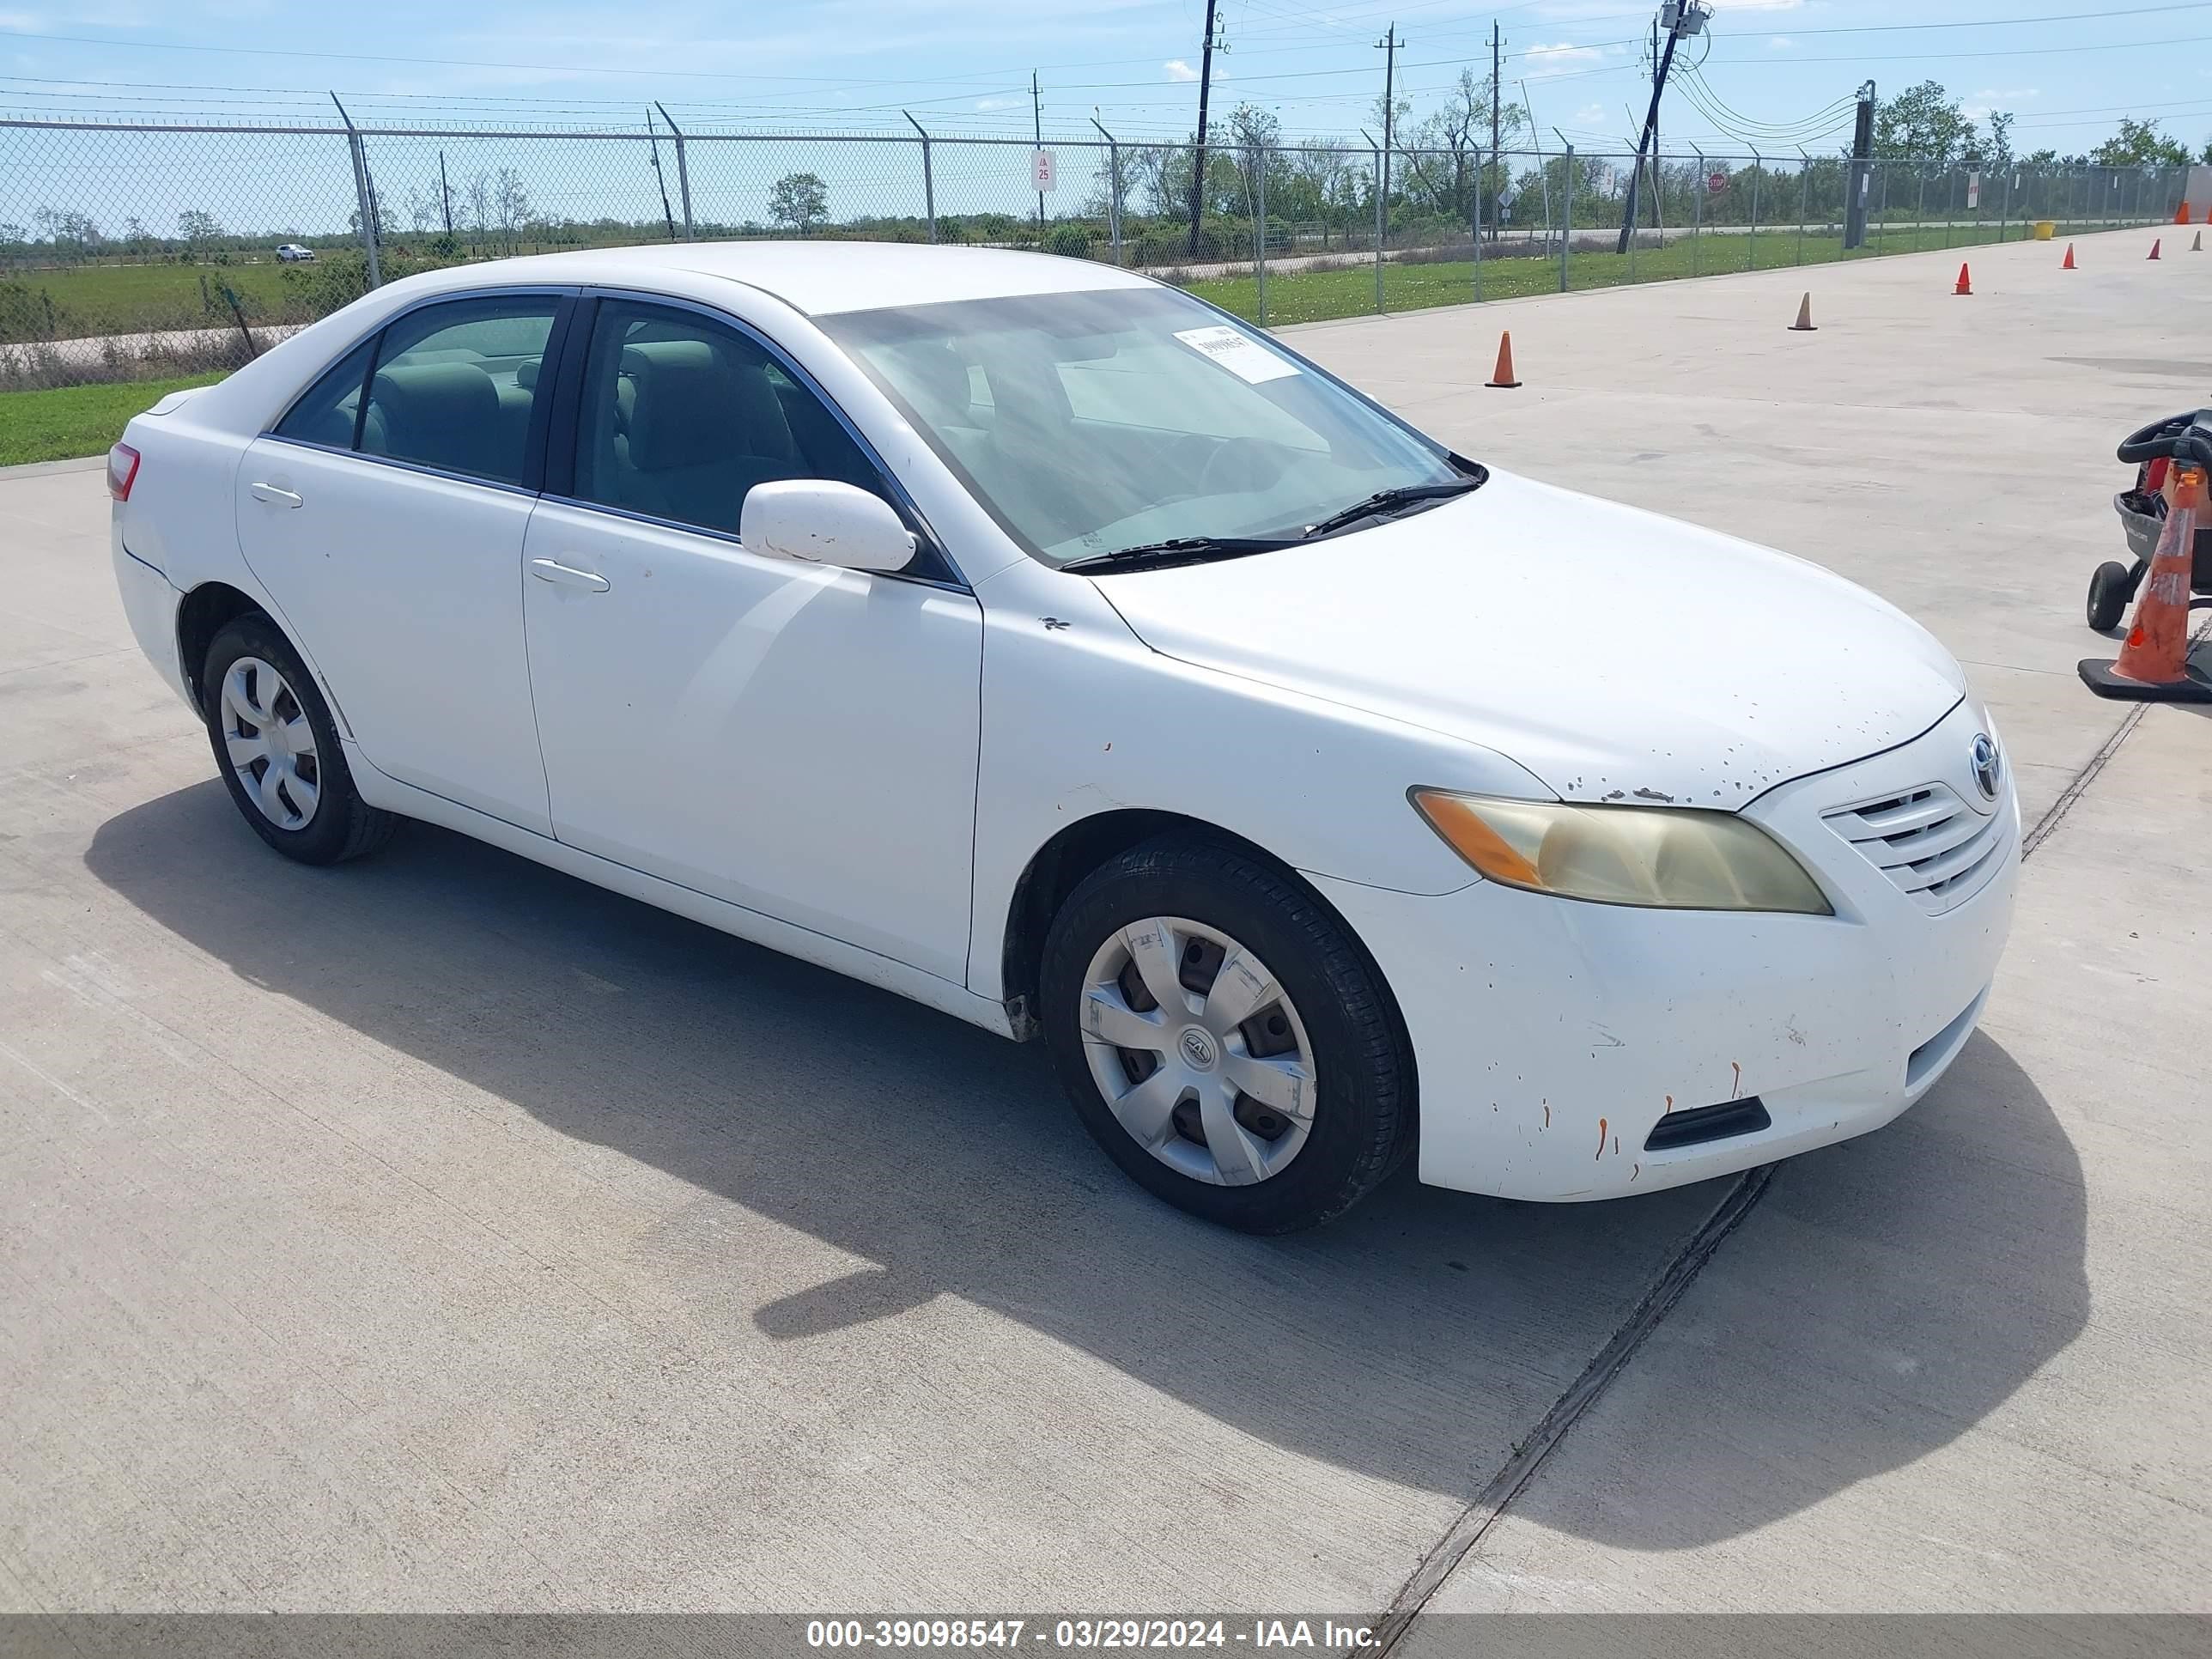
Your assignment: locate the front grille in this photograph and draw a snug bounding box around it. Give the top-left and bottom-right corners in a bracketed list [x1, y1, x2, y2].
[1821, 782, 2006, 915]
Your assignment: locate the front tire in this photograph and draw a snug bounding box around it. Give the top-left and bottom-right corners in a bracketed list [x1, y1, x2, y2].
[202, 613, 398, 865]
[1040, 835, 1415, 1232]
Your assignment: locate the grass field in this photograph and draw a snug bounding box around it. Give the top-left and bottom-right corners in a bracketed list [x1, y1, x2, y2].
[1187, 222, 2035, 325]
[1, 261, 303, 339]
[0, 373, 227, 467]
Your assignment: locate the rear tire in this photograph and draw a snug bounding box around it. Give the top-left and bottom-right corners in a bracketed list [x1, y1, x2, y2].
[202, 613, 398, 866]
[2087, 560, 2132, 632]
[1040, 834, 1415, 1232]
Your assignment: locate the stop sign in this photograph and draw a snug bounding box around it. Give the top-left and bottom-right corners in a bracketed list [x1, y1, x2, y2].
[1707, 170, 1728, 195]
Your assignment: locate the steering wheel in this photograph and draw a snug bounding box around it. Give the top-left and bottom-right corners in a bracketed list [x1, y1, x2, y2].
[2117, 409, 2212, 469]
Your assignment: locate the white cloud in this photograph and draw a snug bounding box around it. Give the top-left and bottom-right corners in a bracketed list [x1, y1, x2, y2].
[1164, 58, 1198, 82]
[1524, 40, 1613, 76]
[974, 96, 1017, 111]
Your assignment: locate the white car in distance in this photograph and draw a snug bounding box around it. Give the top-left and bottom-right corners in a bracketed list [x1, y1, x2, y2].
[274, 243, 318, 263]
[107, 244, 2018, 1231]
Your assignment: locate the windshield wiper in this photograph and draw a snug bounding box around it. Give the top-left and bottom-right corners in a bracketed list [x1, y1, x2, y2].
[1060, 535, 1304, 573]
[1060, 474, 1484, 574]
[1296, 477, 1483, 541]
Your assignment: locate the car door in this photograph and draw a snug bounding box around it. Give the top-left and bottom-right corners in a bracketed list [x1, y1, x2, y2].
[234, 290, 570, 835]
[520, 295, 983, 982]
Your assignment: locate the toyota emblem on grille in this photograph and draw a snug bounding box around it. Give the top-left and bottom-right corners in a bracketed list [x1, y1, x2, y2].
[1970, 733, 2001, 800]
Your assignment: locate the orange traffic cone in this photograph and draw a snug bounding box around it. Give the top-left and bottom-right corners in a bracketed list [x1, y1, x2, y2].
[2081, 462, 2212, 702]
[2176, 201, 2191, 224]
[2062, 243, 2076, 270]
[1788, 292, 1815, 331]
[2149, 238, 2163, 260]
[1486, 331, 1522, 389]
[1954, 262, 1972, 295]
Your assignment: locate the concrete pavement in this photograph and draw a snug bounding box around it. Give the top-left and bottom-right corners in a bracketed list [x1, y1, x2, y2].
[0, 226, 2205, 1624]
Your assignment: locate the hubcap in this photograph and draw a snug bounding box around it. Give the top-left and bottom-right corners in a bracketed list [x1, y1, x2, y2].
[221, 657, 320, 830]
[1079, 916, 1316, 1188]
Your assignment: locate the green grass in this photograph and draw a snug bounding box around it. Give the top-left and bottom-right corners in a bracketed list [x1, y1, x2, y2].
[0, 372, 228, 467]
[1188, 221, 2038, 327]
[1, 261, 300, 338]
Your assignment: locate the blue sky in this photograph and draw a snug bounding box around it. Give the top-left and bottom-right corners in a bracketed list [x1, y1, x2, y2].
[2, 0, 2208, 155]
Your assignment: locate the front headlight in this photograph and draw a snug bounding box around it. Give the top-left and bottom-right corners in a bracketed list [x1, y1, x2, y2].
[1410, 789, 1832, 915]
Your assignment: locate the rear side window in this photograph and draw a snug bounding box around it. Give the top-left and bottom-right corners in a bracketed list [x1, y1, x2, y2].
[359, 296, 559, 486]
[274, 339, 375, 449]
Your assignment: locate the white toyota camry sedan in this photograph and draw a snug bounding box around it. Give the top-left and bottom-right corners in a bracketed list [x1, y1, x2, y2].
[108, 242, 2017, 1231]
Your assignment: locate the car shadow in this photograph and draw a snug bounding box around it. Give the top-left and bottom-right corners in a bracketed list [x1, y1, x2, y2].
[84, 785, 2087, 1547]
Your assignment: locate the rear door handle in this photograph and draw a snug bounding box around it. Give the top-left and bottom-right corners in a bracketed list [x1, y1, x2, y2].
[248, 482, 302, 508]
[529, 557, 611, 593]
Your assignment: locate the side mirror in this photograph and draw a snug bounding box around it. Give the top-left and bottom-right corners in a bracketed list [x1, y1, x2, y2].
[740, 479, 917, 574]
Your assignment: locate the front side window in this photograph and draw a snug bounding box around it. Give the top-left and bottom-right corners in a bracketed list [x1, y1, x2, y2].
[357, 295, 560, 486]
[818, 286, 1472, 568]
[571, 301, 890, 538]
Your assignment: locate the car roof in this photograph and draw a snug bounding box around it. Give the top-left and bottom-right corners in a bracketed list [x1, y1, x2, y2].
[390, 240, 1159, 318]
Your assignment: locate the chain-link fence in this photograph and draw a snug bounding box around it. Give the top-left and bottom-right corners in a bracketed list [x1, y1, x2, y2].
[1, 114, 2190, 386]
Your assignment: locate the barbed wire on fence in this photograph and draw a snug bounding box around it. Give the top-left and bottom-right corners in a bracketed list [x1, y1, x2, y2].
[1, 113, 2189, 386]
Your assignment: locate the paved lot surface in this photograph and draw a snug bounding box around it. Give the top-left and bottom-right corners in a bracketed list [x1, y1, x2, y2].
[0, 227, 2205, 1624]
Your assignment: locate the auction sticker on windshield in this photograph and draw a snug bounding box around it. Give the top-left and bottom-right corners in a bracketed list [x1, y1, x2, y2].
[1173, 325, 1299, 384]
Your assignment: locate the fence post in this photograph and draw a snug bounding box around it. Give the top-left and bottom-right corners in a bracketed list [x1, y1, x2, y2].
[1749, 147, 1761, 270]
[1254, 143, 1268, 326]
[1472, 155, 1484, 301]
[1364, 132, 1386, 314]
[1690, 143, 1703, 276]
[905, 112, 937, 244]
[1532, 138, 1554, 264]
[1091, 117, 1121, 265]
[1796, 146, 1809, 265]
[1559, 140, 1575, 293]
[1998, 165, 2011, 245]
[653, 104, 695, 240]
[331, 94, 381, 289]
[1626, 154, 1638, 283]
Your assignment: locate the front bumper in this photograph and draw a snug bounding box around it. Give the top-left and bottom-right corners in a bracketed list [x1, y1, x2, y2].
[1314, 701, 2019, 1201]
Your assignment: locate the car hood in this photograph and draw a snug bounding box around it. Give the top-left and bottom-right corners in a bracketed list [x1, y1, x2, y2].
[1091, 469, 1966, 807]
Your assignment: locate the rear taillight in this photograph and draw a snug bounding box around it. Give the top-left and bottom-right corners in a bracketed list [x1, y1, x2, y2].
[106, 442, 141, 502]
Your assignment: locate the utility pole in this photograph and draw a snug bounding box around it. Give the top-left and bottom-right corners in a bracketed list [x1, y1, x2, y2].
[1186, 0, 1222, 256]
[1488, 20, 1502, 241]
[1032, 71, 1046, 232]
[1616, 0, 1705, 253]
[1844, 79, 1876, 249]
[1650, 15, 1659, 159]
[1646, 15, 1664, 235]
[1376, 23, 1400, 222]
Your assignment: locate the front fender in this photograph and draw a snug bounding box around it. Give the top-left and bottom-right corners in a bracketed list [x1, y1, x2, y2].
[964, 577, 1550, 1000]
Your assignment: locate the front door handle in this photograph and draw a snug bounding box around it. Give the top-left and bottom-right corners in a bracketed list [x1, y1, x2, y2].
[529, 557, 611, 593]
[248, 482, 302, 508]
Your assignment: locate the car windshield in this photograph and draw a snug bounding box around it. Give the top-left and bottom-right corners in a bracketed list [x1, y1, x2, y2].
[818, 287, 1473, 568]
